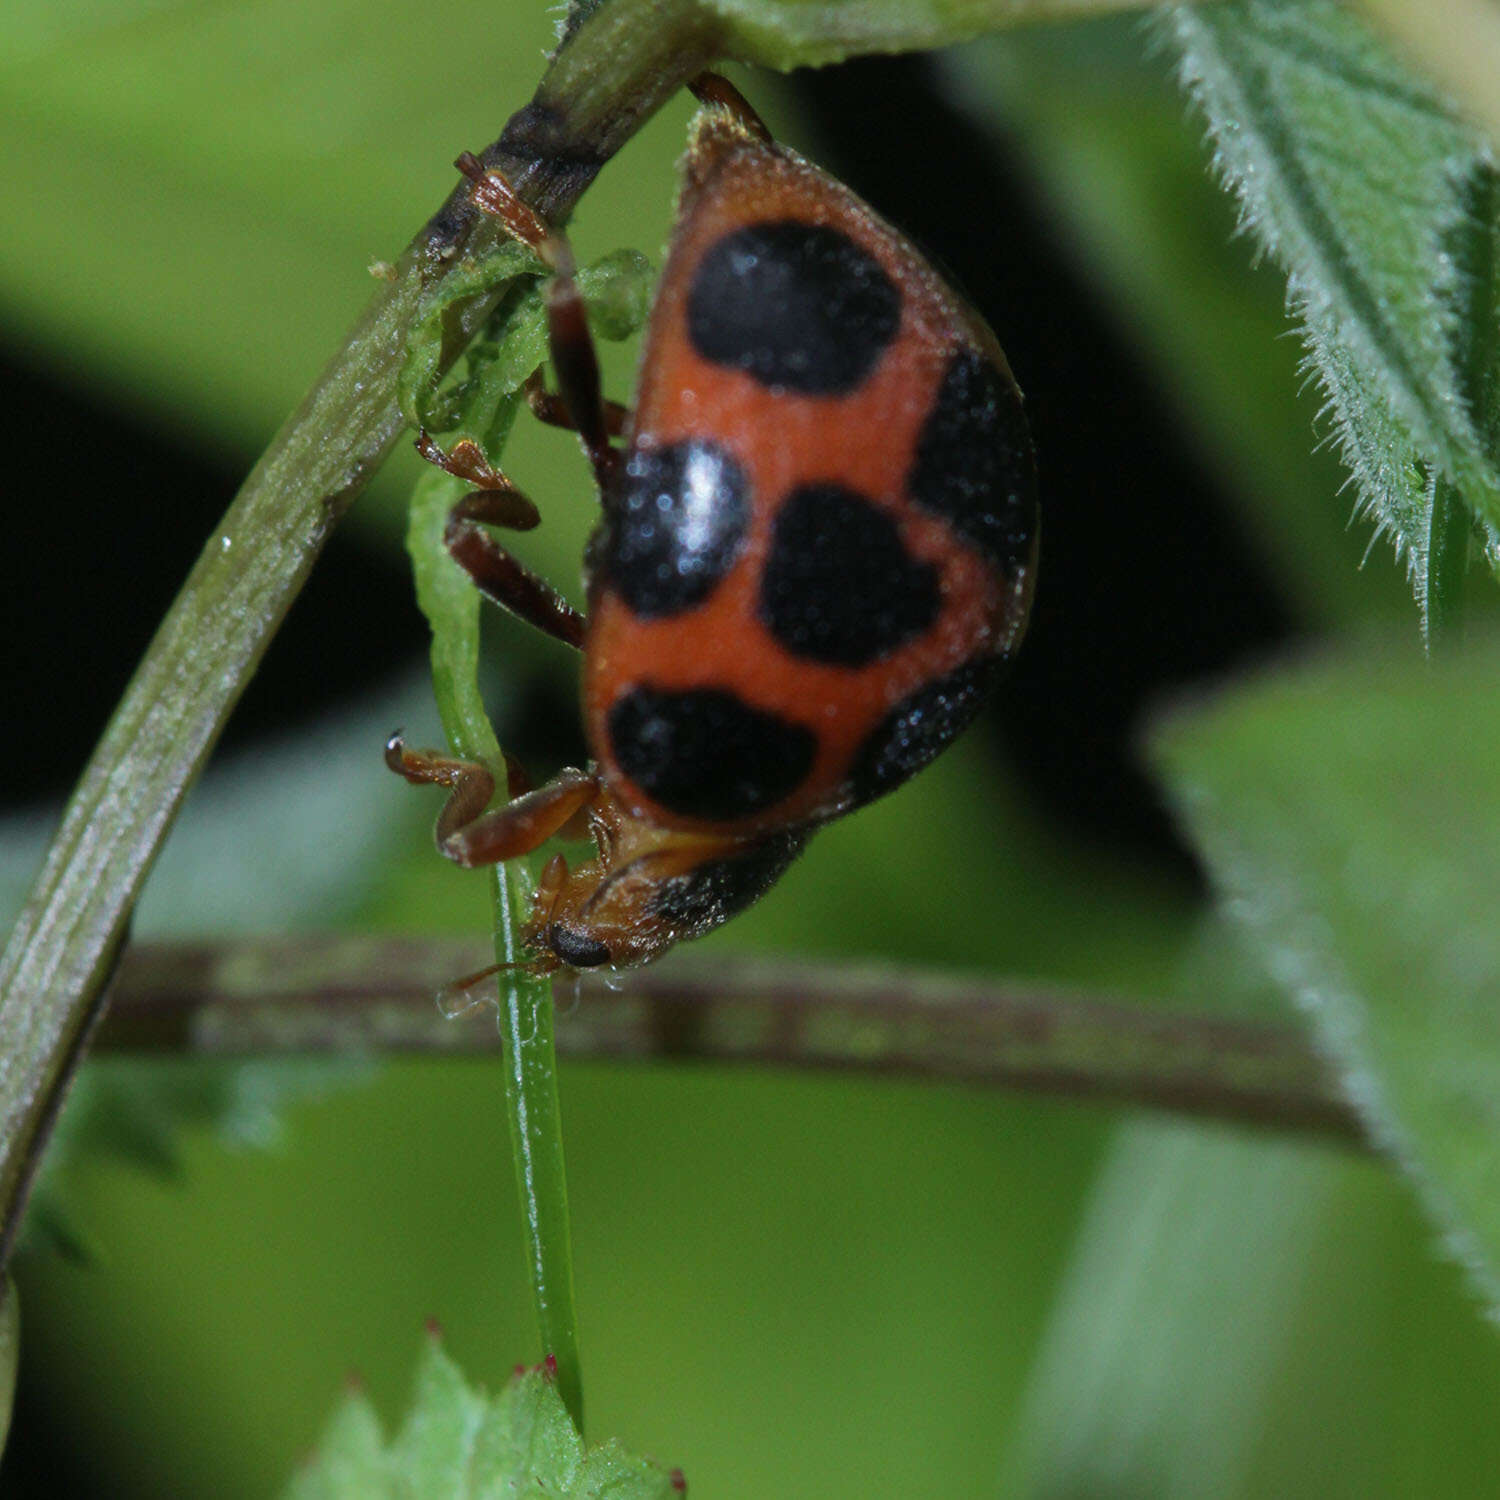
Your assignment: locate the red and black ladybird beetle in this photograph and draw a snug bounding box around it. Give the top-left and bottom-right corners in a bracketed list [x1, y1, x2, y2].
[388, 74, 1038, 974]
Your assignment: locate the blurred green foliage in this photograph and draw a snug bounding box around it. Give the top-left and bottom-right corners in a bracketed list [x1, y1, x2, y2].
[1154, 635, 1500, 1308]
[7, 1, 1500, 1498]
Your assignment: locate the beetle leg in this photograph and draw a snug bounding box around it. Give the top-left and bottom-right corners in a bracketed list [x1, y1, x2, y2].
[413, 431, 541, 526]
[412, 433, 585, 650]
[443, 490, 588, 652]
[456, 153, 617, 491]
[523, 370, 630, 441]
[386, 735, 600, 866]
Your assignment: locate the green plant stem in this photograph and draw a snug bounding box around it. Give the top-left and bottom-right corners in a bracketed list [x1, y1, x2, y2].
[0, 0, 730, 1279]
[494, 921, 582, 1427]
[406, 469, 583, 1428]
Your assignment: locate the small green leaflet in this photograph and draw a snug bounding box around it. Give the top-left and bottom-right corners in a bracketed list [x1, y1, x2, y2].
[399, 246, 653, 452]
[1150, 630, 1500, 1308]
[284, 1334, 684, 1500]
[1167, 0, 1500, 635]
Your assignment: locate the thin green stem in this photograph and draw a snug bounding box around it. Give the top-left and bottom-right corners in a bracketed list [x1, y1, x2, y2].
[406, 471, 583, 1429]
[494, 908, 583, 1427]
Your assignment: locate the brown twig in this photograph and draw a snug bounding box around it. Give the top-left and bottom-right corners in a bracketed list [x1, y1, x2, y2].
[96, 938, 1364, 1146]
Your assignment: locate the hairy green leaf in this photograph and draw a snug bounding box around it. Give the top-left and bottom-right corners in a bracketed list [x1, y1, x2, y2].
[1150, 630, 1500, 1306]
[284, 1335, 683, 1500]
[1167, 0, 1500, 633]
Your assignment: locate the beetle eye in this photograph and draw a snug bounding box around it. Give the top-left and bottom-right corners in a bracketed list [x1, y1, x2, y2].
[546, 924, 612, 969]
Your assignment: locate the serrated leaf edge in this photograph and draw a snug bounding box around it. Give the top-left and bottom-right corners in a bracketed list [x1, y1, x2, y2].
[1165, 2, 1500, 596]
[1152, 720, 1500, 1318]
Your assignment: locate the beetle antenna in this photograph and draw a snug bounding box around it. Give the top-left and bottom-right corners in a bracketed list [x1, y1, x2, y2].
[434, 962, 524, 1018]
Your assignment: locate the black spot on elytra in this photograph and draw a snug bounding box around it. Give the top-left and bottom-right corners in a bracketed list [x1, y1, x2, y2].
[647, 830, 808, 935]
[759, 485, 939, 666]
[545, 924, 612, 969]
[687, 221, 900, 394]
[908, 348, 1036, 573]
[848, 656, 1003, 806]
[600, 441, 750, 616]
[608, 687, 817, 822]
